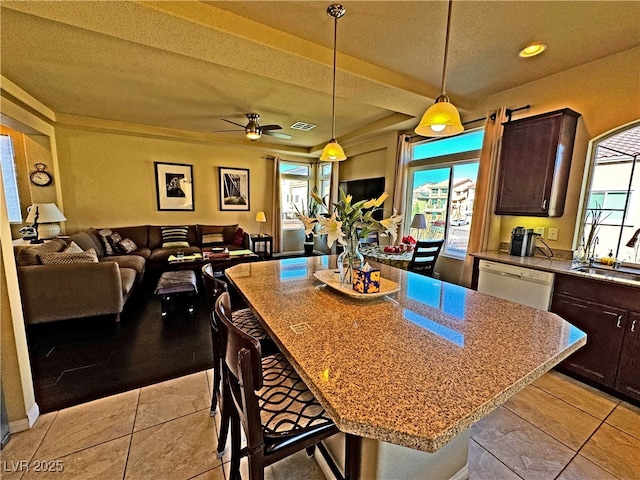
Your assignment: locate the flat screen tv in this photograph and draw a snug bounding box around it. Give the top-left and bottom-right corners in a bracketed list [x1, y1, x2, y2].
[339, 177, 385, 219]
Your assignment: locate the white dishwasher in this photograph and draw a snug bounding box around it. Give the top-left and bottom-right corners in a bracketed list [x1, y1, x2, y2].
[477, 259, 555, 310]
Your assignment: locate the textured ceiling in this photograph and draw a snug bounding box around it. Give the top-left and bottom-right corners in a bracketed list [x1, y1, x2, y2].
[1, 1, 639, 154]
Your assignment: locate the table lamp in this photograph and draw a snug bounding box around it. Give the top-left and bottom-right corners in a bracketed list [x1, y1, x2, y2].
[255, 211, 267, 236]
[410, 213, 427, 240]
[25, 203, 67, 243]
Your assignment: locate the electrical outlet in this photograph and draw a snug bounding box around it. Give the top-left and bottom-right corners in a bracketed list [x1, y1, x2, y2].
[548, 227, 559, 241]
[534, 227, 545, 237]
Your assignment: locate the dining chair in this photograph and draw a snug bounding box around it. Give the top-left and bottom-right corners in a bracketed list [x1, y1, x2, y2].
[201, 264, 277, 457]
[356, 228, 379, 245]
[407, 239, 444, 277]
[215, 292, 343, 480]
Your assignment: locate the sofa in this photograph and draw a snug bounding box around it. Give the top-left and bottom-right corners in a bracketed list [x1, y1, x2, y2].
[16, 224, 249, 324]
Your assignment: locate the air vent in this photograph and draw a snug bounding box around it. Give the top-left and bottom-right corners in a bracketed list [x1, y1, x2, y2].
[290, 121, 316, 131]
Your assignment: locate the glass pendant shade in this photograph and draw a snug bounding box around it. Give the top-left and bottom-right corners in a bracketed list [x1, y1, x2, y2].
[320, 138, 346, 162]
[414, 95, 464, 137]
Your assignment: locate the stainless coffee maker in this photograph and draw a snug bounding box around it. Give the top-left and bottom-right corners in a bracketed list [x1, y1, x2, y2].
[510, 226, 537, 256]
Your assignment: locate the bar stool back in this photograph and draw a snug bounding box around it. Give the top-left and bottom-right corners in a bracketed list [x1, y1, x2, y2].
[215, 292, 341, 480]
[201, 265, 274, 457]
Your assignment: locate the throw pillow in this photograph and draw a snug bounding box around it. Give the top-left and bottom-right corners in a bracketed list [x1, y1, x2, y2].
[232, 228, 244, 247]
[16, 239, 68, 266]
[39, 248, 99, 265]
[98, 229, 116, 256]
[161, 226, 189, 249]
[199, 224, 238, 246]
[201, 232, 225, 246]
[108, 232, 122, 249]
[64, 241, 84, 254]
[118, 238, 137, 254]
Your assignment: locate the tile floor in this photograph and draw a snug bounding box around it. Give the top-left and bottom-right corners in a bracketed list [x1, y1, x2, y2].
[1, 369, 638, 480]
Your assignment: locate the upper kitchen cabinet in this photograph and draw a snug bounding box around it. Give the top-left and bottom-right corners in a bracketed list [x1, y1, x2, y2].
[495, 108, 580, 217]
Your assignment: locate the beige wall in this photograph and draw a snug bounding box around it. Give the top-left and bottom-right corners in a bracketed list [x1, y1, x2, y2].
[55, 126, 276, 235]
[471, 46, 640, 252]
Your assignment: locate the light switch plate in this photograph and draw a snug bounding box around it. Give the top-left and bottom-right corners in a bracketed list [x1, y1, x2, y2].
[548, 227, 559, 240]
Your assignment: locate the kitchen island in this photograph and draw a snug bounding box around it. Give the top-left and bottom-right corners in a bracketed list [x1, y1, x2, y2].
[225, 256, 586, 479]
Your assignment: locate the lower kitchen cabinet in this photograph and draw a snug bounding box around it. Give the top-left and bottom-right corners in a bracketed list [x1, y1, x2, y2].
[551, 273, 640, 402]
[551, 294, 627, 386]
[615, 312, 640, 400]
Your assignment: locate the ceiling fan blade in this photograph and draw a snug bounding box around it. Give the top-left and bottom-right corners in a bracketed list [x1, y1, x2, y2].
[263, 130, 292, 140]
[221, 118, 247, 128]
[211, 129, 243, 133]
[260, 124, 283, 131]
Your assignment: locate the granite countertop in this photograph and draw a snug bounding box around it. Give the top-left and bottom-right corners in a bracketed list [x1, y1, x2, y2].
[470, 250, 640, 289]
[225, 256, 585, 453]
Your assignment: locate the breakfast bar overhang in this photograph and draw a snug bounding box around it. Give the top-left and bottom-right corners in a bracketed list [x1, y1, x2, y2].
[225, 256, 586, 479]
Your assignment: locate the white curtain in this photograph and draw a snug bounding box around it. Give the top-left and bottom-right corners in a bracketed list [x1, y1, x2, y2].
[461, 107, 507, 287]
[392, 133, 412, 243]
[271, 156, 282, 253]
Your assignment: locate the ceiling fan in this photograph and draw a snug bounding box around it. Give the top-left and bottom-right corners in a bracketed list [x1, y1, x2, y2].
[214, 113, 292, 141]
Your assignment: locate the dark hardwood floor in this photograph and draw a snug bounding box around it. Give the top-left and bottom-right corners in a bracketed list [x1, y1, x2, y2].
[26, 271, 214, 413]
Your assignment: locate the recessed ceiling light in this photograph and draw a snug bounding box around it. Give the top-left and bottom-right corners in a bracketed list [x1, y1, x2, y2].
[518, 43, 547, 58]
[290, 121, 316, 131]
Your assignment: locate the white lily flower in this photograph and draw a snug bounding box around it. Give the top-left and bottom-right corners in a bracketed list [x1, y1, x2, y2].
[296, 213, 317, 235]
[380, 214, 403, 243]
[317, 212, 346, 247]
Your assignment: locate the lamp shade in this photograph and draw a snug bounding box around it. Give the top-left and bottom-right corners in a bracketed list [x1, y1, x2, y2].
[26, 203, 66, 223]
[410, 213, 427, 229]
[414, 97, 464, 138]
[320, 140, 347, 162]
[255, 211, 267, 223]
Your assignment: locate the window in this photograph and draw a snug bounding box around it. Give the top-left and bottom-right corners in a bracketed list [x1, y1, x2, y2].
[580, 123, 640, 264]
[279, 162, 332, 230]
[407, 130, 483, 258]
[280, 162, 311, 230]
[0, 135, 22, 223]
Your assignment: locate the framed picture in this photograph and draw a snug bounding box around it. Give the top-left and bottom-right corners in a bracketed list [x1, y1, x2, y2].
[154, 162, 194, 211]
[219, 167, 250, 211]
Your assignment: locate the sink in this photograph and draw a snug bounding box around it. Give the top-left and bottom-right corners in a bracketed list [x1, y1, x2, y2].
[571, 266, 640, 284]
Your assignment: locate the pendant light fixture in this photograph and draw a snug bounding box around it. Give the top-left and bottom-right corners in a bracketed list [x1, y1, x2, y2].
[415, 0, 464, 138]
[320, 4, 347, 162]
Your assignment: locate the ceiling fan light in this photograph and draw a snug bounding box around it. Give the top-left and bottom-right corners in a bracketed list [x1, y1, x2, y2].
[414, 95, 464, 137]
[246, 131, 261, 141]
[320, 139, 346, 162]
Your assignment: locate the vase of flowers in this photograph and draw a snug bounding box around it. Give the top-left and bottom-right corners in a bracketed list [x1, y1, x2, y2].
[336, 228, 365, 285]
[296, 188, 402, 284]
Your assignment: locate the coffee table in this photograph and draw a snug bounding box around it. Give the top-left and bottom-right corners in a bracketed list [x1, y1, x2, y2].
[167, 250, 259, 273]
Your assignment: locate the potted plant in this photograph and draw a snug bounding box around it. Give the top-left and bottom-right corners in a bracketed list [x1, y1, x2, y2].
[298, 187, 321, 255]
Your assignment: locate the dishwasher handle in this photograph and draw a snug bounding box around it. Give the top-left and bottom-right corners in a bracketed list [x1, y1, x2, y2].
[499, 271, 523, 280]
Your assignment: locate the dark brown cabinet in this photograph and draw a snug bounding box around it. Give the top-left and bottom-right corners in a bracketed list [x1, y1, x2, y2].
[615, 312, 640, 400]
[551, 294, 627, 386]
[551, 273, 640, 402]
[495, 108, 580, 217]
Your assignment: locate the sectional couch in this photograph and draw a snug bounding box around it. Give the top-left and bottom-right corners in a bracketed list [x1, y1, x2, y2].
[16, 224, 249, 324]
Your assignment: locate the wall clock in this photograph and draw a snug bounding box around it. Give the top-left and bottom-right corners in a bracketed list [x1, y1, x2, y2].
[29, 163, 53, 187]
